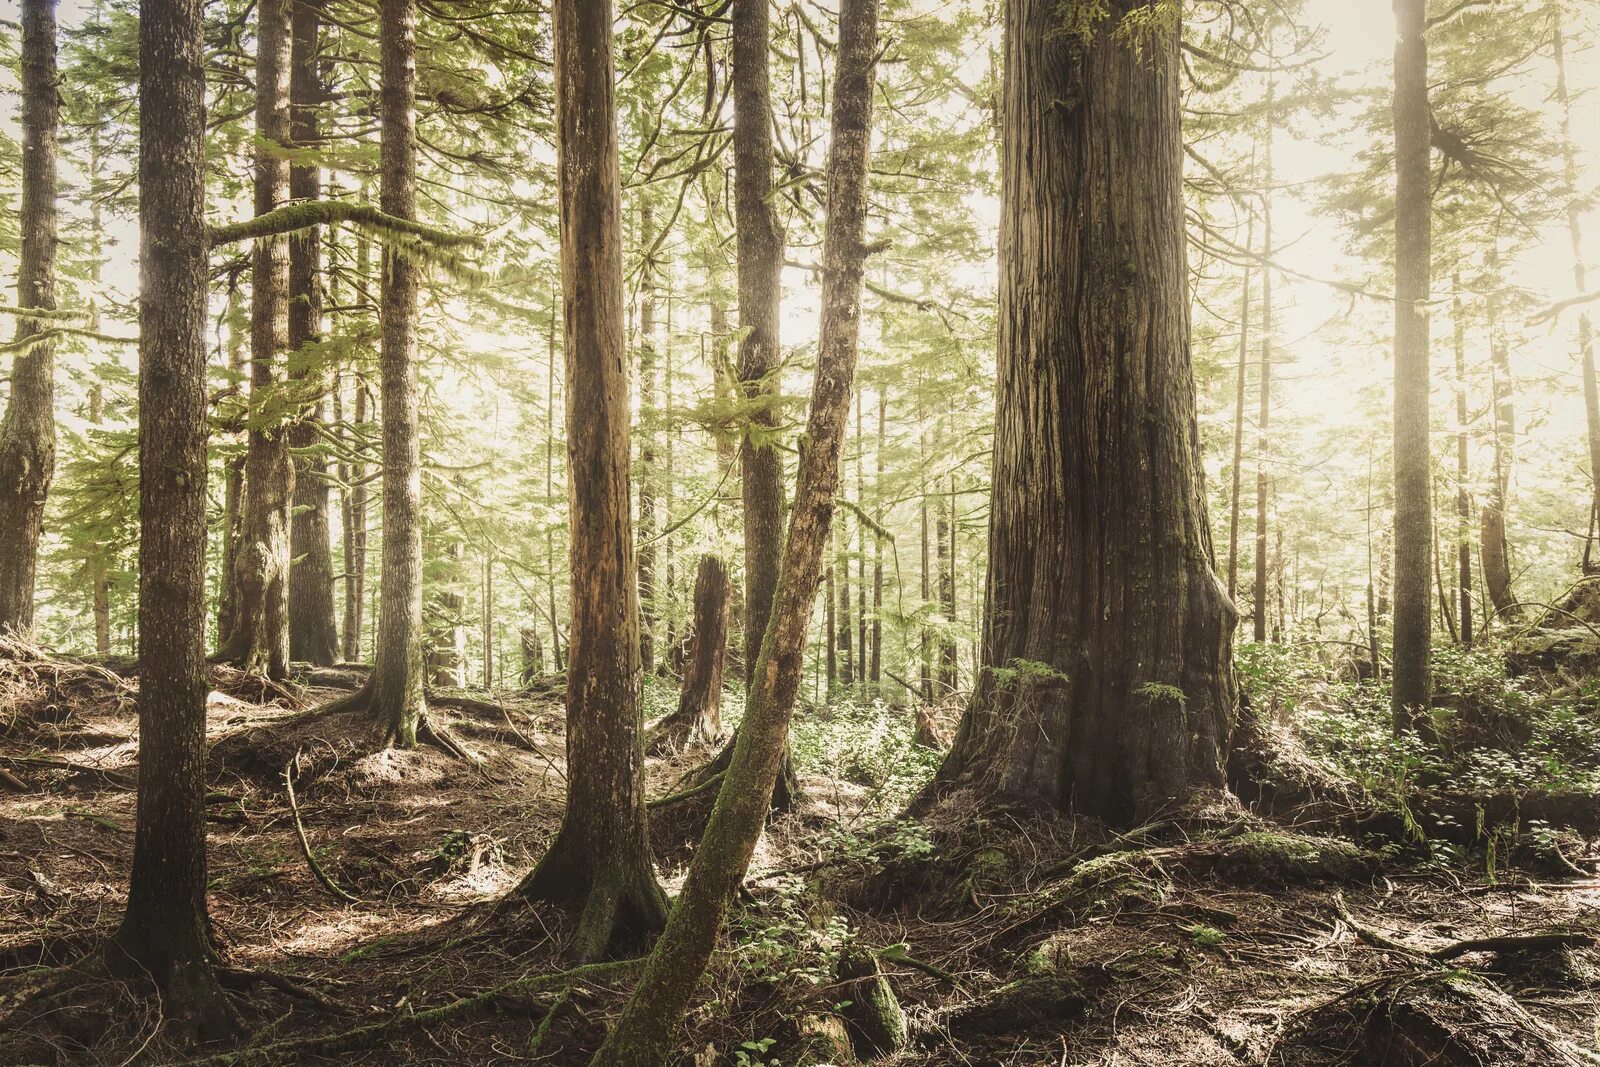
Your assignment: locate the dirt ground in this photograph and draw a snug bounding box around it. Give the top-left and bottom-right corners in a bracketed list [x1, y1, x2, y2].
[2, 657, 1598, 1066]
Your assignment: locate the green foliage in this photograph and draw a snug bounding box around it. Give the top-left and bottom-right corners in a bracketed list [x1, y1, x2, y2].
[789, 697, 943, 813]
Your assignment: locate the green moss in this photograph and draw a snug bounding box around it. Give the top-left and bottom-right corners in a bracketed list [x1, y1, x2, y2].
[1209, 830, 1374, 885]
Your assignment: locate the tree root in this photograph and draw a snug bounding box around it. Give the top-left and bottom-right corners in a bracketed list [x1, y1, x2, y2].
[181, 958, 641, 1065]
[283, 753, 359, 904]
[1334, 894, 1598, 962]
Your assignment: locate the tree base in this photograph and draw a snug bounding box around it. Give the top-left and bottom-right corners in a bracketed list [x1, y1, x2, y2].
[513, 827, 669, 963]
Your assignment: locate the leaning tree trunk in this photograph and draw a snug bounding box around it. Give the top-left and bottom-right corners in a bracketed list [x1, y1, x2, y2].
[0, 0, 60, 635]
[286, 0, 339, 666]
[108, 0, 232, 1034]
[218, 0, 294, 680]
[648, 554, 731, 753]
[1390, 0, 1434, 730]
[927, 0, 1236, 827]
[591, 1, 878, 1056]
[514, 0, 669, 965]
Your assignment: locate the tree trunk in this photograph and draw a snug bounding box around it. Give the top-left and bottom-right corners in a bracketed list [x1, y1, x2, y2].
[1480, 245, 1519, 621]
[1554, 16, 1600, 574]
[218, 0, 294, 680]
[935, 462, 957, 694]
[88, 123, 112, 655]
[919, 396, 933, 702]
[837, 520, 854, 685]
[515, 0, 668, 964]
[217, 289, 246, 645]
[426, 542, 466, 687]
[1226, 208, 1254, 603]
[1452, 273, 1473, 647]
[483, 552, 494, 687]
[1391, 0, 1433, 730]
[927, 0, 1236, 827]
[545, 292, 565, 673]
[369, 0, 427, 742]
[0, 0, 60, 635]
[871, 388, 884, 685]
[732, 0, 787, 685]
[109, 0, 231, 1032]
[591, 1, 877, 1054]
[286, 0, 339, 667]
[637, 203, 660, 675]
[649, 555, 731, 753]
[340, 379, 369, 661]
[1254, 93, 1274, 644]
[856, 393, 869, 690]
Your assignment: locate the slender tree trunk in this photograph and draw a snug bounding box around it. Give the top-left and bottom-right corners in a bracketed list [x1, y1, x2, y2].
[218, 0, 294, 679]
[591, 3, 877, 1054]
[1391, 0, 1433, 730]
[637, 203, 659, 675]
[286, 0, 339, 666]
[0, 0, 60, 635]
[341, 380, 369, 661]
[732, 0, 787, 684]
[218, 290, 246, 645]
[1480, 245, 1519, 619]
[935, 455, 956, 694]
[369, 0, 427, 741]
[825, 539, 837, 688]
[1452, 273, 1473, 646]
[426, 541, 465, 687]
[928, 0, 1236, 825]
[856, 393, 868, 690]
[919, 394, 932, 702]
[1554, 15, 1600, 573]
[1254, 95, 1274, 644]
[837, 517, 854, 685]
[648, 554, 731, 752]
[88, 120, 112, 655]
[516, 0, 668, 964]
[871, 388, 884, 685]
[1226, 210, 1254, 603]
[483, 552, 494, 687]
[109, 0, 231, 1031]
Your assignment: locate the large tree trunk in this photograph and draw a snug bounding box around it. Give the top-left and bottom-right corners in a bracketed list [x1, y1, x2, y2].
[109, 0, 231, 1032]
[648, 554, 731, 753]
[365, 0, 428, 741]
[928, 0, 1236, 827]
[286, 0, 339, 667]
[1480, 246, 1519, 621]
[731, 0, 786, 684]
[218, 0, 294, 680]
[514, 0, 668, 964]
[0, 0, 60, 635]
[1390, 0, 1434, 730]
[1554, 16, 1600, 574]
[591, 1, 878, 1055]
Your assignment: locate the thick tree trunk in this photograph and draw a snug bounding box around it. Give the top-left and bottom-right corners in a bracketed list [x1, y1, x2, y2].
[1554, 17, 1600, 574]
[0, 0, 60, 635]
[649, 555, 731, 753]
[928, 0, 1236, 827]
[109, 0, 231, 1032]
[286, 0, 339, 666]
[368, 0, 428, 742]
[732, 0, 787, 685]
[591, 2, 877, 1055]
[1452, 273, 1473, 647]
[1391, 0, 1433, 730]
[218, 0, 294, 680]
[1480, 246, 1519, 621]
[515, 0, 668, 964]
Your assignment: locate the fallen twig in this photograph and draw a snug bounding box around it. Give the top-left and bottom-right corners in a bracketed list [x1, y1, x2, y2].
[283, 752, 359, 905]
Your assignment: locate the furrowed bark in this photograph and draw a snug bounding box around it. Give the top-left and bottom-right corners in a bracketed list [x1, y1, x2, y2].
[927, 0, 1236, 826]
[286, 0, 339, 667]
[0, 0, 60, 635]
[590, 1, 878, 1057]
[109, 0, 232, 1034]
[514, 0, 668, 964]
[1391, 0, 1434, 729]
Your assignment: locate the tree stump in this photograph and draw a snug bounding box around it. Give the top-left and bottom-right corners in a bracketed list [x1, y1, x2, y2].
[648, 555, 731, 754]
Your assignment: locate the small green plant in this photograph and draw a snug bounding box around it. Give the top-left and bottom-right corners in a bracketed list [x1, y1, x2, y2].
[1136, 681, 1187, 705]
[1184, 924, 1226, 949]
[732, 1036, 778, 1067]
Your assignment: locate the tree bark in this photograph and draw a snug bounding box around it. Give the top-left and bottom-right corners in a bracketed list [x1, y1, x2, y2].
[1391, 0, 1433, 730]
[286, 0, 339, 667]
[1225, 209, 1254, 603]
[732, 0, 787, 685]
[217, 289, 246, 645]
[0, 0, 60, 635]
[591, 1, 877, 1054]
[649, 554, 731, 753]
[871, 388, 884, 685]
[341, 378, 369, 662]
[1254, 91, 1274, 644]
[218, 0, 294, 680]
[637, 203, 660, 675]
[109, 0, 231, 1033]
[515, 0, 668, 964]
[927, 0, 1236, 827]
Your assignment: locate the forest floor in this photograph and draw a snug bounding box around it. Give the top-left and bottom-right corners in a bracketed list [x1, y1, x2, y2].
[1, 645, 1598, 1066]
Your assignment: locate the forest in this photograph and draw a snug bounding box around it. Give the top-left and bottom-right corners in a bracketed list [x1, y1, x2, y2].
[1, 0, 1599, 1062]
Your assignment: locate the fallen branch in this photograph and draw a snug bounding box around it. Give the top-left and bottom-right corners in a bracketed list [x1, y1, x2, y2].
[283, 753, 359, 905]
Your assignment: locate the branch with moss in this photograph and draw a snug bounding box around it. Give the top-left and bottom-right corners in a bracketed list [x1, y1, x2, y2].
[208, 199, 482, 250]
